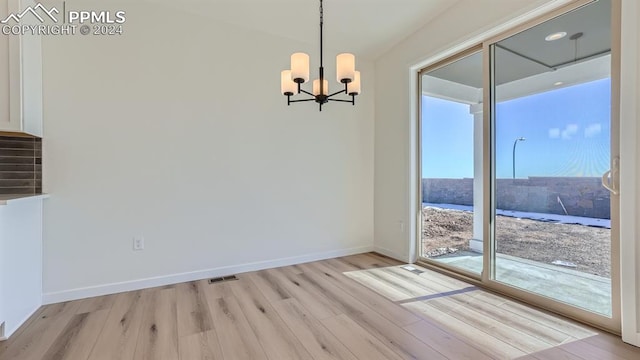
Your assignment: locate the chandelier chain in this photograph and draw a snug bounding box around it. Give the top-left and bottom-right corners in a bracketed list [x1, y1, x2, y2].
[319, 0, 324, 69]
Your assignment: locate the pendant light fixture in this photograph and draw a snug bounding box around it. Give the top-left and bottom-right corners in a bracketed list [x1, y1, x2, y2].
[280, 0, 360, 111]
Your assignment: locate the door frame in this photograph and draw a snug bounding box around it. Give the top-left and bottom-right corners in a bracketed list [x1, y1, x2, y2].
[618, 0, 639, 346]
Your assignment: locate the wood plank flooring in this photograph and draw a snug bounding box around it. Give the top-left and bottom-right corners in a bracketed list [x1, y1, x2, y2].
[1, 253, 639, 360]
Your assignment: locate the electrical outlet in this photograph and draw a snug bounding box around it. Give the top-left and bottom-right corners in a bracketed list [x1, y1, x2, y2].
[133, 236, 144, 251]
[399, 221, 405, 233]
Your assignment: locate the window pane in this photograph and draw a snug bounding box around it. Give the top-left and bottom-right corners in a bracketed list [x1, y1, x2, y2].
[421, 51, 483, 275]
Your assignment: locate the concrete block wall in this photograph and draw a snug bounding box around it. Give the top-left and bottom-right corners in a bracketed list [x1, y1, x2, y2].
[422, 177, 610, 219]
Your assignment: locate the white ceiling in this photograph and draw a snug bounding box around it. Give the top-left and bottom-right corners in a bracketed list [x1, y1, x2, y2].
[498, 0, 611, 70]
[428, 0, 611, 88]
[144, 0, 461, 59]
[424, 0, 612, 104]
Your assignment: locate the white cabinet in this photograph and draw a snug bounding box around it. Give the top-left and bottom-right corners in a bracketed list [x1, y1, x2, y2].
[0, 0, 43, 137]
[0, 198, 43, 340]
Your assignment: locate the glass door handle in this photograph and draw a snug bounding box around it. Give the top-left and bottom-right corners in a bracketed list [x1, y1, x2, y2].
[601, 157, 620, 195]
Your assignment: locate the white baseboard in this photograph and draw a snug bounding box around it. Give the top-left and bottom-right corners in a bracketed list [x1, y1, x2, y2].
[373, 245, 410, 263]
[43, 245, 374, 305]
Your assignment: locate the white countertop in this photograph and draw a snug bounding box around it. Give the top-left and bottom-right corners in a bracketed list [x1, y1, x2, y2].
[0, 194, 49, 206]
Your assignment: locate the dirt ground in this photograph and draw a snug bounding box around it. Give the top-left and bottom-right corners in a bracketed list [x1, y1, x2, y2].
[422, 206, 611, 277]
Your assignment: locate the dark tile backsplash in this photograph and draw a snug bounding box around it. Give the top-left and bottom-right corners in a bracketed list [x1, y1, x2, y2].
[0, 136, 42, 195]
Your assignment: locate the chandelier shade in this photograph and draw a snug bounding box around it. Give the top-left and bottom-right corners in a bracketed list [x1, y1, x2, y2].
[280, 0, 360, 111]
[348, 71, 361, 95]
[281, 70, 296, 96]
[336, 53, 355, 83]
[313, 79, 329, 96]
[291, 53, 310, 83]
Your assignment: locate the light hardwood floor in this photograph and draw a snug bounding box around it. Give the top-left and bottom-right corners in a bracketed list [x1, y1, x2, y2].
[1, 253, 639, 359]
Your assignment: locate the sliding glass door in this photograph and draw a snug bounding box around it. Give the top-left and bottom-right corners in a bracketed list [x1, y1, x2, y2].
[490, 0, 615, 318]
[492, 76, 613, 316]
[418, 0, 619, 330]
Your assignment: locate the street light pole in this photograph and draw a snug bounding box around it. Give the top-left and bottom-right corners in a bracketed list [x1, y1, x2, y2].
[512, 137, 526, 179]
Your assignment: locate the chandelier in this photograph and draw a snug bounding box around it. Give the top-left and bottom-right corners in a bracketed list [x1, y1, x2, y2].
[280, 0, 361, 111]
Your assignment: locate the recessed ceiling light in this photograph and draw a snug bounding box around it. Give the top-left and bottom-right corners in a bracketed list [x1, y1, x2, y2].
[554, 81, 564, 86]
[545, 32, 567, 41]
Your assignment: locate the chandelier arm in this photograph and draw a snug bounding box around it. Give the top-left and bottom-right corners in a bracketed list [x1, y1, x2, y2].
[332, 94, 357, 105]
[289, 98, 317, 103]
[327, 89, 347, 98]
[299, 89, 315, 96]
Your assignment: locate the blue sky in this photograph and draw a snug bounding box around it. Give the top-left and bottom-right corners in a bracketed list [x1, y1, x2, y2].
[421, 78, 611, 179]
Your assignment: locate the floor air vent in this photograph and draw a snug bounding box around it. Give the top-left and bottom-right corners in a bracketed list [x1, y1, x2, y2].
[401, 265, 424, 275]
[208, 275, 238, 284]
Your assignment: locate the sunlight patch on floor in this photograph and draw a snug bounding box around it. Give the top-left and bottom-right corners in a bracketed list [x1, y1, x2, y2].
[344, 264, 599, 358]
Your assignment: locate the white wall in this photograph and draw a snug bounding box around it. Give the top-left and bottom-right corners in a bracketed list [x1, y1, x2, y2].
[373, 0, 553, 261]
[42, 2, 374, 302]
